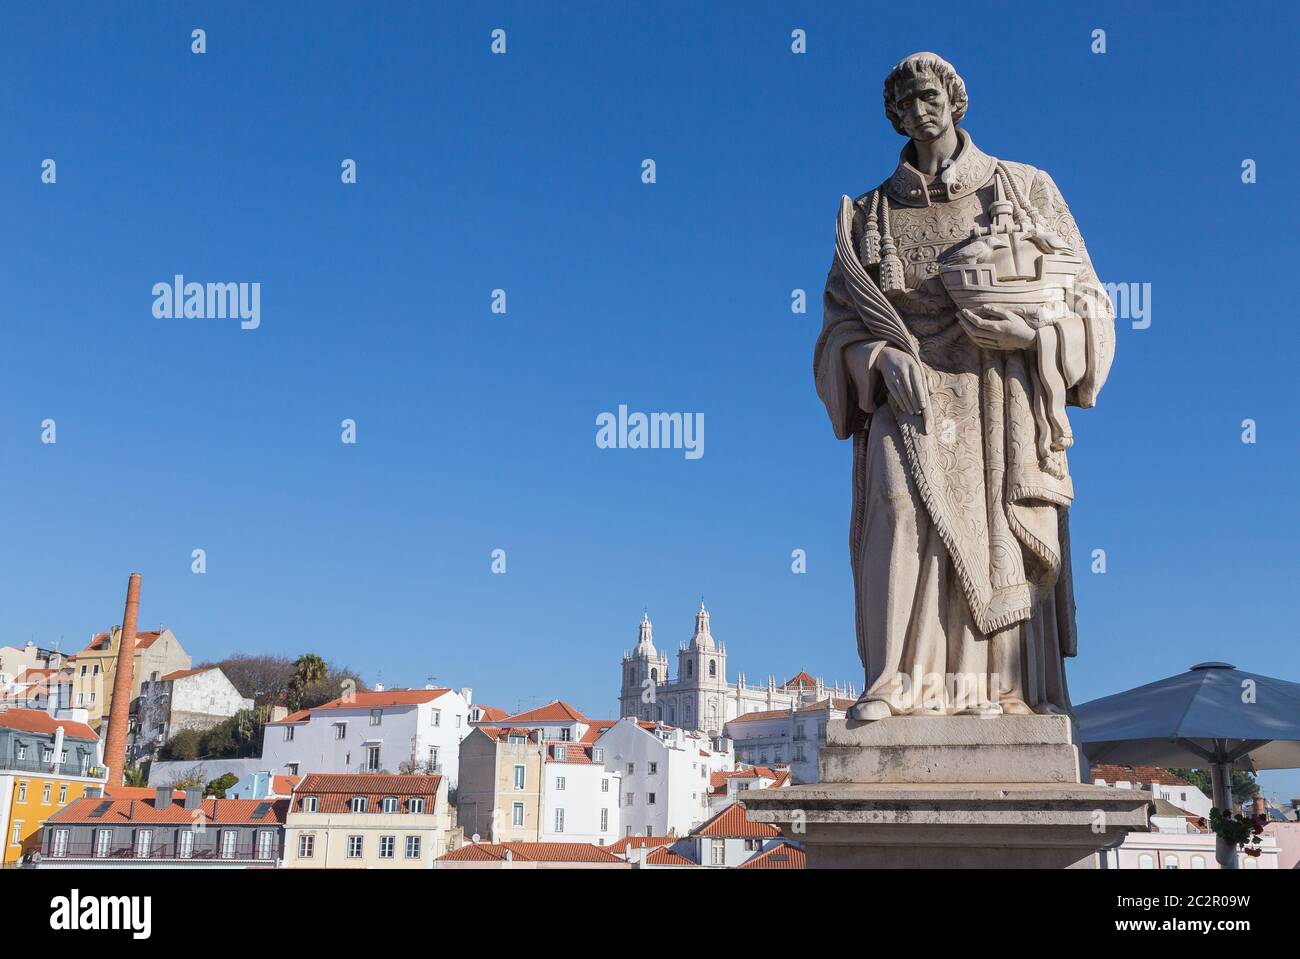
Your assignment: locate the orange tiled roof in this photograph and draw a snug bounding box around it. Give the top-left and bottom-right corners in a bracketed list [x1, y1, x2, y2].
[727, 708, 791, 724]
[580, 719, 618, 743]
[0, 707, 97, 741]
[271, 775, 300, 796]
[645, 846, 696, 866]
[784, 671, 817, 688]
[497, 700, 589, 725]
[84, 630, 164, 652]
[545, 742, 597, 764]
[437, 841, 621, 863]
[293, 773, 442, 814]
[473, 705, 509, 722]
[1091, 765, 1192, 787]
[739, 843, 806, 869]
[51, 796, 287, 825]
[106, 786, 171, 799]
[606, 834, 676, 855]
[265, 689, 450, 724]
[796, 697, 856, 713]
[474, 726, 540, 743]
[690, 802, 781, 839]
[157, 666, 216, 682]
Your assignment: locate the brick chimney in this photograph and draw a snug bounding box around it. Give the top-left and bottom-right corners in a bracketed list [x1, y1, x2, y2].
[102, 572, 141, 785]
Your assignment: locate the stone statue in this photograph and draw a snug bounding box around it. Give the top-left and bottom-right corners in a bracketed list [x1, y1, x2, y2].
[815, 52, 1116, 723]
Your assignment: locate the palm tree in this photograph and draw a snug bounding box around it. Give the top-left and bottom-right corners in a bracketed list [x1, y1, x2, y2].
[288, 654, 328, 710]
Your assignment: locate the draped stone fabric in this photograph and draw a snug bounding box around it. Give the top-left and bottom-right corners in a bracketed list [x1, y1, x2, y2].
[814, 133, 1115, 715]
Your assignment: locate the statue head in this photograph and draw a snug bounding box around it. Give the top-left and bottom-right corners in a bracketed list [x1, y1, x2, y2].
[883, 52, 968, 141]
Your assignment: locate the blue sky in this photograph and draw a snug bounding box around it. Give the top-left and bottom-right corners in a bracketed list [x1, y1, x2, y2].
[4, 2, 1299, 799]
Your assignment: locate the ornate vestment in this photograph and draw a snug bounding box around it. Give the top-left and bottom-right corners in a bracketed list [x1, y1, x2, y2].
[814, 130, 1115, 713]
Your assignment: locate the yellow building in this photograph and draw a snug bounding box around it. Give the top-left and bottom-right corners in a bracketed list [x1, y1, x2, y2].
[71, 626, 191, 732]
[0, 708, 106, 865]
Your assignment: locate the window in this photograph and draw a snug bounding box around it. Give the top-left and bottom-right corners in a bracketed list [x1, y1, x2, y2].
[78, 693, 85, 706]
[431, 709, 441, 727]
[80, 664, 87, 676]
[334, 723, 347, 740]
[350, 796, 368, 813]
[256, 830, 275, 860]
[601, 778, 609, 793]
[381, 797, 399, 814]
[16, 745, 25, 760]
[1191, 855, 1207, 869]
[94, 829, 112, 858]
[626, 763, 635, 775]
[429, 746, 439, 769]
[405, 835, 422, 859]
[794, 722, 806, 741]
[178, 830, 194, 859]
[409, 798, 425, 814]
[456, 714, 462, 727]
[42, 747, 53, 763]
[745, 838, 763, 851]
[302, 796, 319, 812]
[709, 660, 717, 677]
[283, 726, 295, 742]
[93, 664, 100, 675]
[711, 841, 724, 865]
[135, 829, 153, 857]
[297, 833, 315, 859]
[646, 825, 654, 837]
[559, 727, 572, 742]
[347, 835, 364, 858]
[370, 709, 382, 726]
[513, 765, 526, 790]
[508, 734, 526, 745]
[648, 762, 658, 775]
[220, 830, 237, 859]
[366, 746, 381, 771]
[624, 792, 634, 807]
[16, 782, 26, 803]
[1163, 855, 1179, 870]
[58, 784, 67, 804]
[512, 802, 524, 827]
[42, 783, 52, 804]
[556, 777, 566, 791]
[1138, 854, 1155, 869]
[52, 829, 68, 857]
[600, 808, 609, 831]
[10, 821, 21, 844]
[379, 835, 396, 859]
[554, 746, 566, 762]
[647, 792, 657, 805]
[286, 763, 299, 776]
[593, 747, 604, 762]
[554, 808, 565, 833]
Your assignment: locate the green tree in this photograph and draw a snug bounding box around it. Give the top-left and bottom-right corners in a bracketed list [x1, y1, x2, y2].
[1168, 768, 1258, 806]
[288, 654, 329, 710]
[204, 772, 239, 798]
[159, 728, 203, 761]
[123, 765, 149, 787]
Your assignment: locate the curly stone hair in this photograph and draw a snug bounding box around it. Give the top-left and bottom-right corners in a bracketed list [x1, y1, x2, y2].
[882, 52, 968, 136]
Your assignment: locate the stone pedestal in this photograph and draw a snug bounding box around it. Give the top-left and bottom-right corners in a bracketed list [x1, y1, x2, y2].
[742, 716, 1151, 868]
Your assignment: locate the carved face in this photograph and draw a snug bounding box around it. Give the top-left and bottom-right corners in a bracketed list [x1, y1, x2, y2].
[892, 73, 952, 143]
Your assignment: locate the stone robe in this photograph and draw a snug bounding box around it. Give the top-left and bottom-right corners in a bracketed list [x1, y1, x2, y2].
[814, 130, 1115, 715]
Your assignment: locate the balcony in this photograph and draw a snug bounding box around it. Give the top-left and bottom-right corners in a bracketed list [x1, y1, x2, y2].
[0, 756, 105, 779]
[43, 840, 280, 863]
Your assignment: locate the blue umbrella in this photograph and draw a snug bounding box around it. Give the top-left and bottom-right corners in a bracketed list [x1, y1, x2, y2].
[1076, 662, 1300, 867]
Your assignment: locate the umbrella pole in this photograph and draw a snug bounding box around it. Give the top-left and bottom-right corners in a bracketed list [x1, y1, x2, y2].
[1211, 761, 1237, 870]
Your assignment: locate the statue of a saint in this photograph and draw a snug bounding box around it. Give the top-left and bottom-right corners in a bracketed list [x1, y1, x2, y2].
[815, 53, 1115, 722]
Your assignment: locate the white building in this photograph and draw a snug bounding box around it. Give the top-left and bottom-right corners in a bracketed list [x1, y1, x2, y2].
[261, 687, 471, 787]
[724, 696, 855, 783]
[707, 765, 790, 815]
[593, 716, 732, 838]
[128, 666, 253, 763]
[618, 603, 855, 734]
[539, 741, 621, 845]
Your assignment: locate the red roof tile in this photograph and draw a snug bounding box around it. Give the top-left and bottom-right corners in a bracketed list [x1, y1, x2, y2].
[157, 667, 216, 682]
[292, 773, 442, 814]
[437, 841, 621, 863]
[51, 796, 288, 826]
[1091, 765, 1192, 787]
[545, 742, 598, 764]
[85, 630, 164, 652]
[690, 802, 781, 839]
[784, 671, 817, 689]
[739, 843, 806, 869]
[645, 847, 696, 866]
[265, 689, 450, 725]
[473, 705, 509, 723]
[497, 701, 589, 725]
[606, 834, 676, 855]
[0, 707, 97, 742]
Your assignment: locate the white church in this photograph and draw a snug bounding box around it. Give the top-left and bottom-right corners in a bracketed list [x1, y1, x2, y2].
[618, 603, 856, 735]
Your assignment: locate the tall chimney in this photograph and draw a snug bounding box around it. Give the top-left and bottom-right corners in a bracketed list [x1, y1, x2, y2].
[102, 573, 141, 786]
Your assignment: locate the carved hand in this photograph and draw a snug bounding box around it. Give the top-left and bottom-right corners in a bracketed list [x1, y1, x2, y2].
[957, 307, 1037, 351]
[874, 346, 928, 418]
